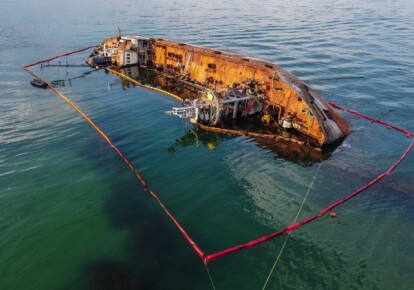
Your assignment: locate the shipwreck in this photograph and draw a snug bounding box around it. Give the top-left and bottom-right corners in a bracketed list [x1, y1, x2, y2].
[24, 33, 413, 265]
[87, 35, 350, 148]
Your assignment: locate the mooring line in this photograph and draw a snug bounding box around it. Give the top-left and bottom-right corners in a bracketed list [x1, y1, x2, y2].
[262, 163, 321, 290]
[24, 46, 414, 266]
[205, 264, 217, 290]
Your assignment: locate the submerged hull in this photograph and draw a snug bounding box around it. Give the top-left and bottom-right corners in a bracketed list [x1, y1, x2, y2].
[89, 35, 350, 147]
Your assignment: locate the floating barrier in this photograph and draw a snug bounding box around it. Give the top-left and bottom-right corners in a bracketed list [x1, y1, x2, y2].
[24, 46, 414, 264]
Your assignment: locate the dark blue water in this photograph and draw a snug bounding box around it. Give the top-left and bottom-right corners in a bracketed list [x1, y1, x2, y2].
[1, 0, 413, 289]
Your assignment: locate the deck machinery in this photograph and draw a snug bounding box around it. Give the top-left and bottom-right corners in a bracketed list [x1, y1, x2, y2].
[88, 35, 350, 148]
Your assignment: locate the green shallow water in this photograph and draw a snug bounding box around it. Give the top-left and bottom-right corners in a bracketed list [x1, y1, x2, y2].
[1, 0, 414, 289]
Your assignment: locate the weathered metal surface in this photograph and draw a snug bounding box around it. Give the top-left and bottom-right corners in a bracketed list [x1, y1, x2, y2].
[91, 36, 351, 147]
[112, 66, 327, 162]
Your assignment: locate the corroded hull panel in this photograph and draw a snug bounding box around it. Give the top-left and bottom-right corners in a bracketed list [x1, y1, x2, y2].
[92, 36, 350, 147]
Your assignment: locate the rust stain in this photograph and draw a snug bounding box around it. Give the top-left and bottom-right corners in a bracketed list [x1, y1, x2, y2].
[89, 36, 350, 147]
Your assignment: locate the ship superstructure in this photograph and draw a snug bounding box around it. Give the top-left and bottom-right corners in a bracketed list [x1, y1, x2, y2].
[88, 36, 350, 147]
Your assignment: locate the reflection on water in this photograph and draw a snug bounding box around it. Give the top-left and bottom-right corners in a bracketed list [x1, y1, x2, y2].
[168, 127, 327, 162]
[1, 0, 414, 289]
[117, 65, 333, 162]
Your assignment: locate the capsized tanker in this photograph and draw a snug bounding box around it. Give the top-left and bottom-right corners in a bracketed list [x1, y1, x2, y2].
[87, 35, 350, 148]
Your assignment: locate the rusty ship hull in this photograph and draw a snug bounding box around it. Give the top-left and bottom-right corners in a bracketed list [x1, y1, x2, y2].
[88, 35, 350, 148]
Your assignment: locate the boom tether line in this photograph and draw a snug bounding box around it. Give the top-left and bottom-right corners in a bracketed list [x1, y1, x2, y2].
[262, 163, 321, 290]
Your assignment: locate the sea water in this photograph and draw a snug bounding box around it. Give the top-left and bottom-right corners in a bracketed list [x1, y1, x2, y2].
[0, 0, 413, 289]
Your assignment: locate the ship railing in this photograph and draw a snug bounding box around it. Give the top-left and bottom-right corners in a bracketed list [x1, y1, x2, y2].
[165, 106, 196, 119]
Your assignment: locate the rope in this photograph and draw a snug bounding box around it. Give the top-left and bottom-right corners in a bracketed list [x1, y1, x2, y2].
[262, 163, 321, 290]
[205, 264, 217, 290]
[23, 46, 414, 266]
[263, 234, 289, 289]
